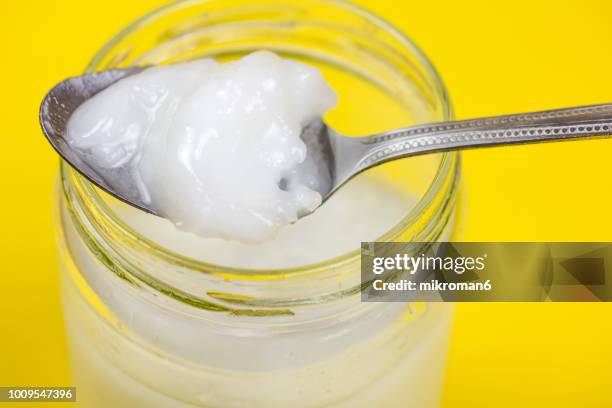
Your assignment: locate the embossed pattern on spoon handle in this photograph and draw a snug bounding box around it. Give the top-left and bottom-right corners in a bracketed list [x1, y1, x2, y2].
[355, 103, 612, 171]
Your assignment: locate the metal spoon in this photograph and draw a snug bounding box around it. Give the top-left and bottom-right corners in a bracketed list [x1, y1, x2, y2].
[40, 67, 612, 215]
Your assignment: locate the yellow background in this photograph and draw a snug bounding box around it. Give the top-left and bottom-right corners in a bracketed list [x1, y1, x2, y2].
[2, 0, 612, 406]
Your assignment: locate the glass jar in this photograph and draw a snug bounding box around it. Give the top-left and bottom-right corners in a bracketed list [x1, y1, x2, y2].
[54, 0, 461, 406]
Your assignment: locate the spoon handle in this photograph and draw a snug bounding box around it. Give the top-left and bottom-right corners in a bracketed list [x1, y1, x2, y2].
[354, 103, 612, 171]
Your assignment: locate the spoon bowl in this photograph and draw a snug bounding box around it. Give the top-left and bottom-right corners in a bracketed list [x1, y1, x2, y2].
[40, 67, 153, 213]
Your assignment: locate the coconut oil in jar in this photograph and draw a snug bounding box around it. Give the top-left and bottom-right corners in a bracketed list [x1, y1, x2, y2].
[54, 0, 460, 406]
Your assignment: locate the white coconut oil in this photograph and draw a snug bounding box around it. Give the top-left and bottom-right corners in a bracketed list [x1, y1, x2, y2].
[58, 175, 455, 407]
[66, 51, 336, 243]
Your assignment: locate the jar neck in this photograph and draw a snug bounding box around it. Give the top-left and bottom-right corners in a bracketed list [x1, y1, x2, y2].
[59, 151, 459, 314]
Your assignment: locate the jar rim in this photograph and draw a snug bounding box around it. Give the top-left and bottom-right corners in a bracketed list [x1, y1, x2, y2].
[68, 0, 459, 279]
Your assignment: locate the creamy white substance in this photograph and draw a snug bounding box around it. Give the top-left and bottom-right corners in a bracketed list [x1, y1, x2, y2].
[60, 183, 453, 407]
[67, 51, 337, 242]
